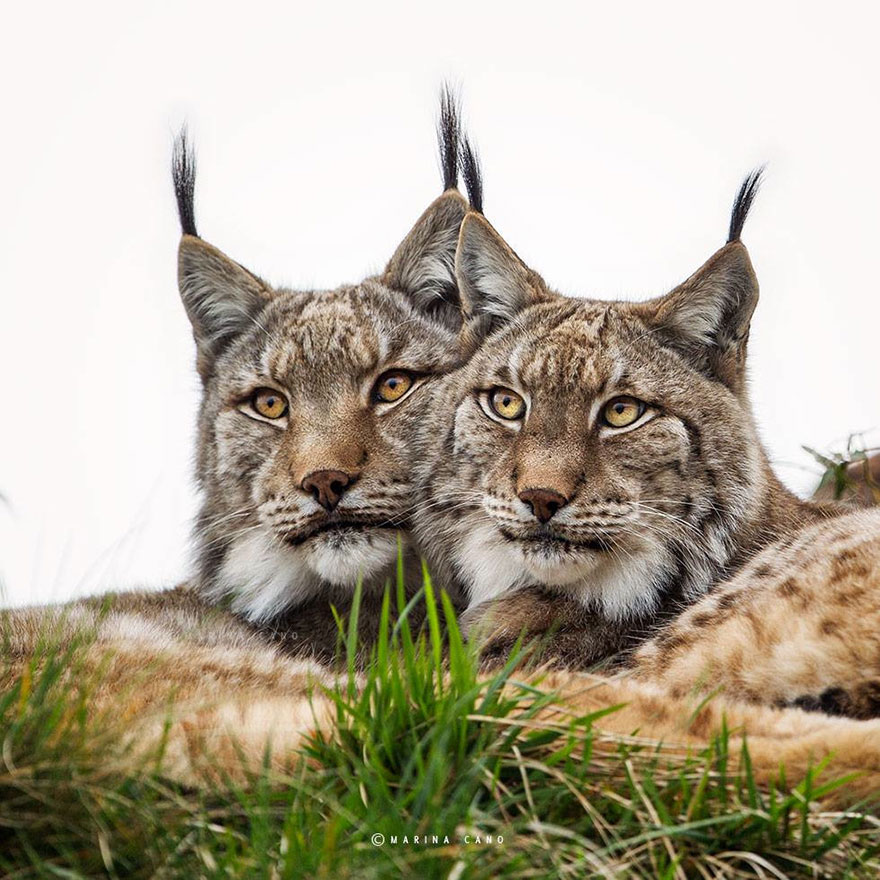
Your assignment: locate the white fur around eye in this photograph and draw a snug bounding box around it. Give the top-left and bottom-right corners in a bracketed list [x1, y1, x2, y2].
[476, 389, 527, 430]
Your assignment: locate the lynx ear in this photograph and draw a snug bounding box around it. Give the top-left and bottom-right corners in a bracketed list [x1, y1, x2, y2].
[648, 241, 759, 390]
[171, 127, 272, 376]
[455, 213, 548, 338]
[178, 236, 272, 376]
[381, 189, 470, 326]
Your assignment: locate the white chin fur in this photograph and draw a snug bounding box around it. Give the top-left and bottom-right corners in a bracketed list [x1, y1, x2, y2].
[524, 542, 672, 620]
[454, 519, 530, 607]
[211, 527, 399, 622]
[303, 530, 399, 585]
[521, 551, 602, 586]
[458, 520, 672, 622]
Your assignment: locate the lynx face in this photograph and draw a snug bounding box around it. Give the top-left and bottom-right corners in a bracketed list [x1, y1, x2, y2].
[173, 132, 470, 622]
[195, 274, 461, 621]
[416, 186, 778, 622]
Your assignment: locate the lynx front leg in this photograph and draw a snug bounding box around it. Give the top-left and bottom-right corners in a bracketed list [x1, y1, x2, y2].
[460, 586, 655, 670]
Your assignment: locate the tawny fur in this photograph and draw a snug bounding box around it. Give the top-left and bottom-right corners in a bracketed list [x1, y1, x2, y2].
[1, 588, 332, 785]
[530, 671, 880, 807]
[416, 188, 880, 710]
[171, 100, 473, 647]
[7, 586, 880, 803]
[631, 507, 880, 715]
[1, 99, 476, 779]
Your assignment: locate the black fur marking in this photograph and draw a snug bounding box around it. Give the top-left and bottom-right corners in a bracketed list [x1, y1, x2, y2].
[172, 126, 198, 237]
[459, 134, 484, 214]
[666, 544, 692, 596]
[792, 687, 850, 717]
[793, 683, 880, 720]
[727, 166, 764, 243]
[437, 84, 460, 192]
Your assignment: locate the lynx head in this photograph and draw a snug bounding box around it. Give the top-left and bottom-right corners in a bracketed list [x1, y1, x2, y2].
[176, 95, 476, 621]
[416, 171, 773, 620]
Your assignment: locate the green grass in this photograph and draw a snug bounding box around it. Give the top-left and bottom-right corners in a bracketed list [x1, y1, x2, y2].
[1, 571, 879, 878]
[805, 434, 879, 504]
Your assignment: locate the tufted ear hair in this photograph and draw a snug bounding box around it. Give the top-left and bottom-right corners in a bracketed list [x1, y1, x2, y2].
[178, 236, 273, 379]
[641, 169, 764, 394]
[455, 212, 552, 346]
[172, 128, 272, 379]
[380, 85, 477, 328]
[381, 189, 470, 328]
[645, 241, 759, 392]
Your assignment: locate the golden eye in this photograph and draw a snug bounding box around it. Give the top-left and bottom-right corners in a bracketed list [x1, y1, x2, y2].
[490, 387, 526, 420]
[251, 388, 288, 419]
[374, 370, 414, 404]
[602, 396, 645, 428]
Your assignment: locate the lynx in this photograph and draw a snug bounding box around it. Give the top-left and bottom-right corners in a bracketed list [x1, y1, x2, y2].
[141, 151, 877, 796]
[175, 114, 470, 652]
[1, 93, 476, 778]
[414, 171, 880, 703]
[365, 164, 880, 802]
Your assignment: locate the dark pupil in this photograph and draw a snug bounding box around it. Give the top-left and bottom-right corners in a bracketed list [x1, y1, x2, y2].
[614, 403, 626, 414]
[387, 378, 399, 389]
[502, 396, 512, 407]
[265, 396, 276, 408]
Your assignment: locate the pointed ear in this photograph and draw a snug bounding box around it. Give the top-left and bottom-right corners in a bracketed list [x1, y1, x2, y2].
[178, 235, 272, 376]
[646, 241, 759, 391]
[380, 190, 469, 327]
[455, 212, 549, 340]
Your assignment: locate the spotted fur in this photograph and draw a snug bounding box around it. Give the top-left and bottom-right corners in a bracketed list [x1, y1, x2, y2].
[10, 588, 880, 800]
[630, 506, 880, 716]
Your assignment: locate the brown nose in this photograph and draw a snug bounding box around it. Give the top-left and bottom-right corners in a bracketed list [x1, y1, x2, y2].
[518, 487, 568, 524]
[301, 470, 355, 512]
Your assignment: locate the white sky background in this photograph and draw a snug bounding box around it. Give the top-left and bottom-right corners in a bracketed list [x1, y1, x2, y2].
[1, 1, 878, 607]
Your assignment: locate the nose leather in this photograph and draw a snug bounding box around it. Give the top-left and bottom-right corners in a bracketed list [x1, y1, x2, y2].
[518, 487, 568, 523]
[301, 469, 355, 512]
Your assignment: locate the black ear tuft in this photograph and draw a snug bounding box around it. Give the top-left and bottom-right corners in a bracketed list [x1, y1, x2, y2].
[437, 84, 460, 192]
[172, 126, 198, 238]
[727, 166, 764, 243]
[436, 83, 483, 211]
[459, 134, 483, 214]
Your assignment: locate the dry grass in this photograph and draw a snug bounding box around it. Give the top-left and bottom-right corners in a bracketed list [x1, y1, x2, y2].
[1, 577, 879, 878]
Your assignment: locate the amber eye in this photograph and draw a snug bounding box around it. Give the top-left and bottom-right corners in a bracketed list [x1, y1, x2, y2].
[251, 388, 288, 420]
[490, 387, 526, 420]
[602, 396, 645, 428]
[374, 370, 415, 404]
